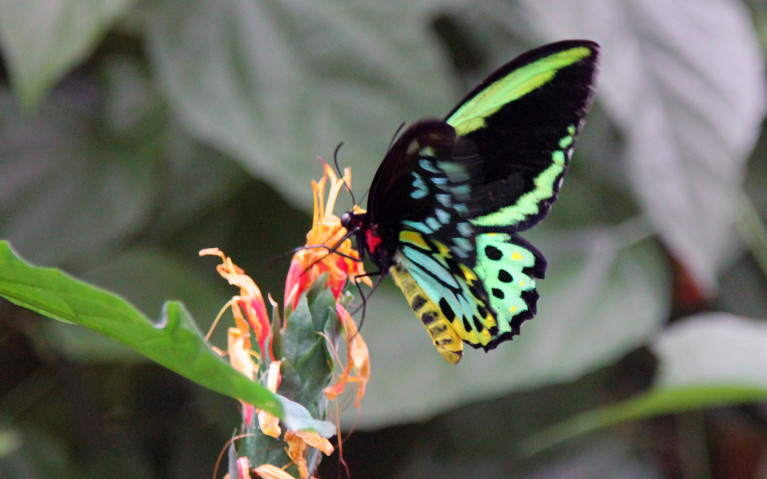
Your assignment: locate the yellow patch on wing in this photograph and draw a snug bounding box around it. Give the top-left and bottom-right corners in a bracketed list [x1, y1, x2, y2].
[458, 263, 479, 284]
[399, 230, 429, 250]
[433, 240, 452, 257]
[449, 313, 495, 347]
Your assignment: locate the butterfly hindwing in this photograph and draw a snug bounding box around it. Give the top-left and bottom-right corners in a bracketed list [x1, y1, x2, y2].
[393, 226, 547, 359]
[393, 229, 501, 363]
[473, 232, 546, 344]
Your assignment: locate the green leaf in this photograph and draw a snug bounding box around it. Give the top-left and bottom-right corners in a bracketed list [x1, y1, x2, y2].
[146, 0, 454, 209]
[279, 279, 337, 412]
[0, 0, 138, 109]
[239, 420, 292, 474]
[0, 240, 334, 436]
[520, 313, 767, 454]
[511, 0, 767, 291]
[31, 245, 231, 362]
[519, 385, 767, 456]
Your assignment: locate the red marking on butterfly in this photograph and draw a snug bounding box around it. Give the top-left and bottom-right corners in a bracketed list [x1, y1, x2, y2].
[365, 229, 383, 254]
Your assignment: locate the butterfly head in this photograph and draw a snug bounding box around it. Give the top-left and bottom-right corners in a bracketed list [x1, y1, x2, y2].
[340, 205, 367, 233]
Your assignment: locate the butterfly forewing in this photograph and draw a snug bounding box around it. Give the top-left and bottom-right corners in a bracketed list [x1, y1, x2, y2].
[447, 40, 599, 232]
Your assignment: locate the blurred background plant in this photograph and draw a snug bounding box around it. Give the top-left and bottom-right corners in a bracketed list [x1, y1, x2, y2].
[2, 0, 767, 478]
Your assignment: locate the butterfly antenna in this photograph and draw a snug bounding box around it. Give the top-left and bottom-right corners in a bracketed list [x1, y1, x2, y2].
[333, 142, 357, 206]
[358, 189, 369, 206]
[299, 225, 363, 276]
[269, 222, 360, 270]
[388, 122, 407, 150]
[266, 246, 305, 268]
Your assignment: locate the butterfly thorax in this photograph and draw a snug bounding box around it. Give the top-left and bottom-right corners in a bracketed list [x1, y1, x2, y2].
[341, 210, 397, 272]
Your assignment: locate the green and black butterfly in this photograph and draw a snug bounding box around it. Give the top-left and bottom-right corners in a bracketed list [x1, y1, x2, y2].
[341, 40, 600, 364]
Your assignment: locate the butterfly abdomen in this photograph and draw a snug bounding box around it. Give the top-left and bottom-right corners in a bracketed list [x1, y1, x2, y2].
[390, 261, 464, 364]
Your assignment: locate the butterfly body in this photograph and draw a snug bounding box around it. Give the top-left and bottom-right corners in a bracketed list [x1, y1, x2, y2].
[342, 40, 600, 364]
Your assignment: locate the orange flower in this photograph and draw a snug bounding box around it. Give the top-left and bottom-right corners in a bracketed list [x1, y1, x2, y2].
[200, 248, 276, 427]
[284, 162, 370, 311]
[253, 464, 293, 479]
[201, 248, 273, 360]
[258, 360, 283, 438]
[204, 163, 372, 479]
[237, 457, 253, 479]
[285, 429, 334, 479]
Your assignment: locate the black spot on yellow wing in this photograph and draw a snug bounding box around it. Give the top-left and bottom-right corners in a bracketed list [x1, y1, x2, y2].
[390, 262, 463, 364]
[438, 297, 456, 322]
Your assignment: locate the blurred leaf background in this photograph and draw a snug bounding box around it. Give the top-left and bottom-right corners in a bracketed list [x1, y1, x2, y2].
[2, 0, 767, 478]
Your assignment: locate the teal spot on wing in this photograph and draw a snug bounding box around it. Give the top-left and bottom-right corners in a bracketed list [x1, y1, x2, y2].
[402, 247, 455, 285]
[436, 161, 471, 180]
[451, 183, 471, 197]
[453, 237, 473, 256]
[419, 158, 440, 173]
[411, 172, 428, 199]
[402, 220, 434, 234]
[426, 217, 441, 231]
[435, 209, 451, 224]
[436, 193, 452, 207]
[457, 221, 473, 237]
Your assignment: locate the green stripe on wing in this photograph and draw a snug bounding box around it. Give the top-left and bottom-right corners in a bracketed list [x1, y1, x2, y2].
[447, 46, 594, 135]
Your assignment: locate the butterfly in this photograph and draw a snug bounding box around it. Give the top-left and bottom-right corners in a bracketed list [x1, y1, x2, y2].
[341, 40, 600, 364]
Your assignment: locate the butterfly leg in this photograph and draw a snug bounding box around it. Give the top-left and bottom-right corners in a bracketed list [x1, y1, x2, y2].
[348, 269, 388, 329]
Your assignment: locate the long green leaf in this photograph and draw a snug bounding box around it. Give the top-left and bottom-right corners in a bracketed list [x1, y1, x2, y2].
[520, 313, 767, 455]
[519, 385, 767, 456]
[0, 240, 334, 436]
